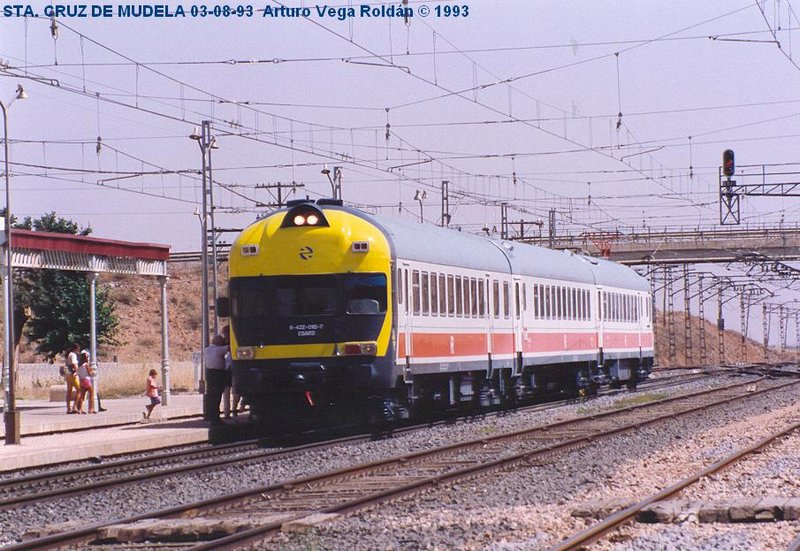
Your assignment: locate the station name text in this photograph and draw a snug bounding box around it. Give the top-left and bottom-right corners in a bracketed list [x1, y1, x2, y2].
[2, 3, 470, 19]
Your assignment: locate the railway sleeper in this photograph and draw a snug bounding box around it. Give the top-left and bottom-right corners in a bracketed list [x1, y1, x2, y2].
[571, 497, 800, 524]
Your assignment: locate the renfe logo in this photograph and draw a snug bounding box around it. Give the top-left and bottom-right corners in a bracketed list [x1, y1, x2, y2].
[299, 246, 314, 260]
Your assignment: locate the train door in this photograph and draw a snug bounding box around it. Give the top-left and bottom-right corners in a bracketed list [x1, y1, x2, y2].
[401, 262, 411, 360]
[513, 277, 523, 357]
[485, 275, 494, 358]
[596, 287, 604, 361]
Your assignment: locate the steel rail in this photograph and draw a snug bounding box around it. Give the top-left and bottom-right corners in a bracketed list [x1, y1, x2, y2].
[2, 371, 758, 551]
[187, 377, 798, 551]
[0, 370, 706, 510]
[549, 420, 800, 550]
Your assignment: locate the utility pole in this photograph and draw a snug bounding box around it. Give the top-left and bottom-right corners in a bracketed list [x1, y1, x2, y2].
[667, 269, 676, 366]
[256, 182, 305, 209]
[548, 209, 556, 248]
[440, 180, 451, 227]
[763, 303, 769, 363]
[698, 276, 707, 366]
[717, 287, 725, 365]
[683, 264, 692, 366]
[500, 203, 509, 240]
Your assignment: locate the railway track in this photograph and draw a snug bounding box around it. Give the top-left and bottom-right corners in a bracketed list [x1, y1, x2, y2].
[551, 416, 800, 550]
[0, 369, 713, 510]
[6, 372, 796, 551]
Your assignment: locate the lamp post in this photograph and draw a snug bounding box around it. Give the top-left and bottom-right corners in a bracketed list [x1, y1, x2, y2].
[190, 121, 216, 418]
[2, 84, 27, 446]
[321, 164, 342, 200]
[413, 190, 427, 223]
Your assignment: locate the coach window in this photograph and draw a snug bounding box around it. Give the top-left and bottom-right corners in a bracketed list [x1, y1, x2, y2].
[438, 274, 447, 316]
[568, 287, 574, 320]
[479, 279, 486, 317]
[421, 272, 430, 316]
[543, 285, 550, 319]
[493, 280, 500, 318]
[412, 270, 421, 315]
[572, 288, 580, 320]
[396, 268, 403, 306]
[532, 284, 540, 320]
[503, 281, 510, 319]
[566, 287, 571, 320]
[522, 283, 527, 316]
[454, 276, 463, 317]
[470, 278, 478, 318]
[545, 285, 550, 319]
[514, 283, 520, 319]
[430, 272, 439, 316]
[404, 270, 409, 312]
[447, 274, 455, 316]
[572, 288, 578, 320]
[556, 286, 563, 320]
[465, 278, 472, 318]
[585, 289, 590, 320]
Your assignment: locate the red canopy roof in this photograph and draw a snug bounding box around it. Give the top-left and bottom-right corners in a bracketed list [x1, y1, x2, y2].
[11, 229, 170, 261]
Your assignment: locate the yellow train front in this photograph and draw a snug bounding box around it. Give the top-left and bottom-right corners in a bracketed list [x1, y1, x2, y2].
[225, 199, 399, 430]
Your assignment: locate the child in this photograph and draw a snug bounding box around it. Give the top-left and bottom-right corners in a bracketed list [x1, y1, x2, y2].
[144, 369, 161, 420]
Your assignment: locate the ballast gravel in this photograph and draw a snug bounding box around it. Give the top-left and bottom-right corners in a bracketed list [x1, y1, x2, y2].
[1, 371, 798, 550]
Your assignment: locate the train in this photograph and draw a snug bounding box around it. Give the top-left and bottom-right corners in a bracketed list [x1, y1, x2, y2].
[218, 199, 654, 430]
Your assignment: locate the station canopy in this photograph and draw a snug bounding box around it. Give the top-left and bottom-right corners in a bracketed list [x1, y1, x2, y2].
[2, 229, 169, 276]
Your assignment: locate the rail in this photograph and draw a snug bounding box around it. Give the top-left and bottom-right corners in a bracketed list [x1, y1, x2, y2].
[7, 371, 793, 550]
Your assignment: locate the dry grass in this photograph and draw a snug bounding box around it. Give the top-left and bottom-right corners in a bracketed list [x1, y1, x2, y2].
[16, 362, 197, 400]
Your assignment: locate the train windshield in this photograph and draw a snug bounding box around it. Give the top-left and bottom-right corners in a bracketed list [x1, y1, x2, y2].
[230, 273, 387, 345]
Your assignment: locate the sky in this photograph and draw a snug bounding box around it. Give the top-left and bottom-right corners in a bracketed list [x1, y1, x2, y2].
[4, 0, 800, 342]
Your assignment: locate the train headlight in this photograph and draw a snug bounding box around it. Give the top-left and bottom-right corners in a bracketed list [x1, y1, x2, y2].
[339, 342, 378, 356]
[281, 203, 330, 229]
[237, 346, 254, 359]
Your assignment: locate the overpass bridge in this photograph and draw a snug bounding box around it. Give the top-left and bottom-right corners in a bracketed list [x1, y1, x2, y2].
[523, 225, 800, 265]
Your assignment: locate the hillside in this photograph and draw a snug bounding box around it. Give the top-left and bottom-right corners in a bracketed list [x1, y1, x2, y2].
[19, 263, 791, 366]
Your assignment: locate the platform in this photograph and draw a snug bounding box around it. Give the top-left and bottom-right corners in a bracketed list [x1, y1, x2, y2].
[0, 393, 209, 472]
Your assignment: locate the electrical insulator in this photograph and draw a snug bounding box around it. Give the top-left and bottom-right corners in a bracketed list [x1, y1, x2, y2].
[722, 149, 735, 177]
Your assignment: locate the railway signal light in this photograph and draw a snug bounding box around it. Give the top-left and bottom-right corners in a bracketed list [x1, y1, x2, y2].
[722, 149, 735, 177]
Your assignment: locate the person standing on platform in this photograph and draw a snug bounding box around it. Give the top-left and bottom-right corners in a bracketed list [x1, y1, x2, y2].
[75, 351, 96, 414]
[204, 326, 231, 424]
[81, 348, 107, 412]
[62, 343, 81, 414]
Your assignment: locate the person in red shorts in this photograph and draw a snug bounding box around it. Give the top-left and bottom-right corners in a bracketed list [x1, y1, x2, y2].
[144, 369, 161, 420]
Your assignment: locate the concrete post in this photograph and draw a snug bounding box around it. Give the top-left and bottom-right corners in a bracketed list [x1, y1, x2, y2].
[159, 275, 171, 406]
[88, 271, 99, 413]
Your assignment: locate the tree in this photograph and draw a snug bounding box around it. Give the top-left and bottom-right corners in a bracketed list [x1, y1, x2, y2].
[9, 212, 119, 360]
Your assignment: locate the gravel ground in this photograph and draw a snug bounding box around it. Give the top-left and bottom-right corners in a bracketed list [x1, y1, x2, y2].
[596, 422, 800, 551]
[0, 372, 789, 549]
[257, 379, 800, 551]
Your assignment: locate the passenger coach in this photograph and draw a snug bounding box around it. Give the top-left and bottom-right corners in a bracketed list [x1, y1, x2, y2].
[221, 199, 654, 428]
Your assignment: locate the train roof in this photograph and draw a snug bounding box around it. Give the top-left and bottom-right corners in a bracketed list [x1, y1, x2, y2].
[261, 202, 649, 292]
[362, 208, 649, 292]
